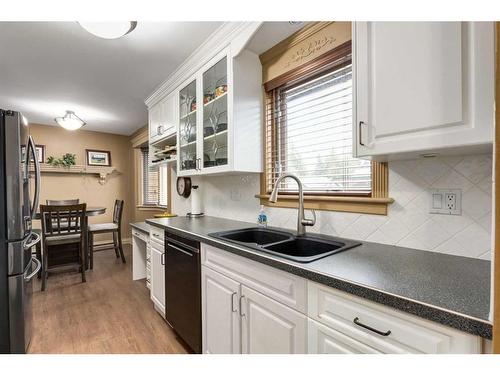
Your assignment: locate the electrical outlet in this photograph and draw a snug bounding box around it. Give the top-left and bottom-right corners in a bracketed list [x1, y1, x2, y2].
[429, 189, 462, 215]
[445, 192, 457, 210]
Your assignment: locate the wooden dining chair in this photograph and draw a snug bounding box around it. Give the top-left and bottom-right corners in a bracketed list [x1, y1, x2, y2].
[46, 199, 80, 205]
[39, 203, 87, 291]
[46, 199, 80, 230]
[88, 200, 125, 269]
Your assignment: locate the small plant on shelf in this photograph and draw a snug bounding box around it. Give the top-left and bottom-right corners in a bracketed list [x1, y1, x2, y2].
[46, 153, 76, 167]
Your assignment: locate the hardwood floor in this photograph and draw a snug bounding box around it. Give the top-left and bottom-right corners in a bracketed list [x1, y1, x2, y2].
[29, 244, 191, 354]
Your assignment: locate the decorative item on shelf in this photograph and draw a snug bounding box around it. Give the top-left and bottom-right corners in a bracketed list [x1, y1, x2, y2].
[203, 90, 214, 104]
[203, 126, 215, 138]
[215, 77, 227, 98]
[21, 144, 45, 163]
[189, 97, 197, 112]
[46, 153, 76, 167]
[216, 110, 228, 133]
[182, 159, 196, 170]
[176, 177, 192, 198]
[216, 157, 228, 166]
[85, 149, 111, 166]
[203, 153, 215, 168]
[183, 119, 196, 143]
[152, 145, 177, 163]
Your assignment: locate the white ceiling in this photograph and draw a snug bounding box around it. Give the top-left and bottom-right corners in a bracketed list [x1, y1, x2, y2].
[0, 21, 221, 135]
[0, 21, 304, 136]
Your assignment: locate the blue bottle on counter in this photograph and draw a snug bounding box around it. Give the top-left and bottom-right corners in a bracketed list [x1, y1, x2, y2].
[257, 205, 268, 227]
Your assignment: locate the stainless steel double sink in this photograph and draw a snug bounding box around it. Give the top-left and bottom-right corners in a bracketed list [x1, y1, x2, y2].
[209, 227, 361, 263]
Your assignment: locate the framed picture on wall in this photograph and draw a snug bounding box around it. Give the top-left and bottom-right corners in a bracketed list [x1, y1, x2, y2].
[21, 144, 45, 163]
[86, 149, 111, 166]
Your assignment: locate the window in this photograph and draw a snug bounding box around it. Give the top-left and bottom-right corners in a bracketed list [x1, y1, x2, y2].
[140, 148, 168, 207]
[260, 40, 391, 215]
[266, 63, 371, 195]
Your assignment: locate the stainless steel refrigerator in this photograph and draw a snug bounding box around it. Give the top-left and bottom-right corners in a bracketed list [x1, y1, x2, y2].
[0, 109, 41, 353]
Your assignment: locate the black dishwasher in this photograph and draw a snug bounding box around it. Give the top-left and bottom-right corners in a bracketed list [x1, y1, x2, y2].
[164, 231, 201, 353]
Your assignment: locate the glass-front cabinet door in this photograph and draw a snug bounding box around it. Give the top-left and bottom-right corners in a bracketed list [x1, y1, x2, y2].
[178, 79, 198, 172]
[201, 55, 228, 170]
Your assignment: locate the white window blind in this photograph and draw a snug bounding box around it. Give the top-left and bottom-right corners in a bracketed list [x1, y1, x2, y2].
[141, 148, 168, 207]
[265, 61, 371, 194]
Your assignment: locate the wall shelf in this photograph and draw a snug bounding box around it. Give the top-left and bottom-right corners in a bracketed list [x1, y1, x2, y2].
[34, 164, 119, 185]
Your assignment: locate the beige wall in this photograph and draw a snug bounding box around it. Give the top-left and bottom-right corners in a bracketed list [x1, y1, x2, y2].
[30, 123, 133, 241]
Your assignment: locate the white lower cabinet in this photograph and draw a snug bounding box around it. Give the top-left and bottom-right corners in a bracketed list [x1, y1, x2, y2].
[201, 244, 481, 354]
[202, 266, 241, 354]
[150, 243, 165, 315]
[241, 285, 307, 354]
[201, 243, 307, 354]
[308, 282, 481, 354]
[308, 319, 380, 354]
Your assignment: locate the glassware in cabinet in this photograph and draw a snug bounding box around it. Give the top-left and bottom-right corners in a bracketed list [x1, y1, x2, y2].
[202, 56, 228, 169]
[179, 79, 198, 171]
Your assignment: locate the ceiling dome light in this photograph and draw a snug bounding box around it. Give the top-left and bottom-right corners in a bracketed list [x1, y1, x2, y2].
[79, 22, 137, 39]
[54, 111, 86, 131]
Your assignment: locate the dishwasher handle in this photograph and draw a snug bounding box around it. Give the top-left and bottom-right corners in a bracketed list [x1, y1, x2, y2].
[167, 242, 195, 257]
[166, 236, 200, 253]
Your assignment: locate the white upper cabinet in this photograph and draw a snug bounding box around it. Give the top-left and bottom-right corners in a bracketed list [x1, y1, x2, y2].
[149, 91, 177, 145]
[177, 47, 262, 176]
[353, 22, 494, 160]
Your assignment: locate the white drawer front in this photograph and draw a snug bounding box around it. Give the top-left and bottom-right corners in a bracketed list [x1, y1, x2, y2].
[308, 282, 480, 354]
[132, 229, 148, 242]
[308, 319, 381, 354]
[202, 244, 307, 314]
[149, 225, 164, 245]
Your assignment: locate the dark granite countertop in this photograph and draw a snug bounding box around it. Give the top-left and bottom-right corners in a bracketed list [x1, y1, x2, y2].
[130, 221, 150, 234]
[145, 216, 492, 339]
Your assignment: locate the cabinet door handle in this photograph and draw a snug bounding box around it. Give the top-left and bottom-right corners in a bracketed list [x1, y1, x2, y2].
[353, 317, 391, 337]
[160, 253, 165, 265]
[239, 295, 245, 317]
[231, 292, 237, 312]
[359, 121, 366, 146]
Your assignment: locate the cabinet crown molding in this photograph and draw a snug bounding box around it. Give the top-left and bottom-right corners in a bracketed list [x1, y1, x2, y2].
[144, 22, 262, 108]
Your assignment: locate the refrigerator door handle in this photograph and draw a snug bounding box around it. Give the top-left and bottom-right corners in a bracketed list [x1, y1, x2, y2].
[23, 231, 41, 251]
[24, 257, 41, 281]
[26, 135, 41, 219]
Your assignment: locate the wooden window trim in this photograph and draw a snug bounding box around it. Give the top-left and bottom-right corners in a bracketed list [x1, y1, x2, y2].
[259, 37, 393, 215]
[132, 135, 171, 212]
[258, 162, 393, 215]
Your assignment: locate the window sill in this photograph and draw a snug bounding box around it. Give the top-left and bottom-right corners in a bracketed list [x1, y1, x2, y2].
[255, 194, 394, 215]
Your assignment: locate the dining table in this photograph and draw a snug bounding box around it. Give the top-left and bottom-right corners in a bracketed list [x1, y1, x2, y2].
[34, 206, 107, 269]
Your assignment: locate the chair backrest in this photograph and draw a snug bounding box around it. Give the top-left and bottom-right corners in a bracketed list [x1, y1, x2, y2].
[40, 203, 87, 238]
[46, 199, 80, 205]
[113, 200, 124, 227]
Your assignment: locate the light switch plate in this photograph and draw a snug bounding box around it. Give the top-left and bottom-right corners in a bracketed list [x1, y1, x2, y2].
[429, 189, 462, 215]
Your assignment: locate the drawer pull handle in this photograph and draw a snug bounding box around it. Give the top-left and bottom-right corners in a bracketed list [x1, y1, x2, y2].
[353, 317, 391, 337]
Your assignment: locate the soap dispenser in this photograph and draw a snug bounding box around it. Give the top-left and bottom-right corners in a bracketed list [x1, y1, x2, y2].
[257, 205, 268, 227]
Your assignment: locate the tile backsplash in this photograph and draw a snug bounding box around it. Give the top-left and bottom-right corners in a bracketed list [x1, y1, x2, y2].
[171, 153, 493, 260]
